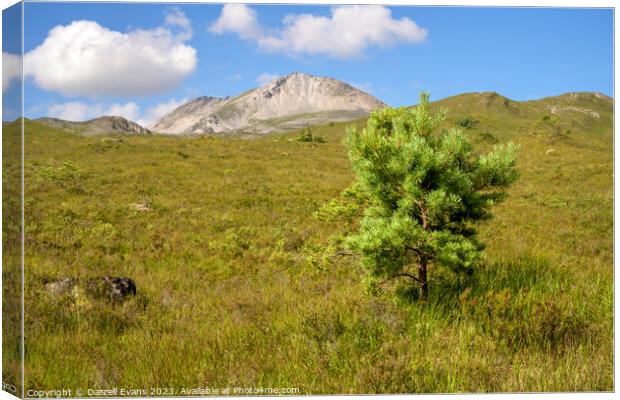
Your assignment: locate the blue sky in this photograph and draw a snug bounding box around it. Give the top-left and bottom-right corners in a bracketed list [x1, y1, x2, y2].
[3, 2, 21, 121]
[2, 3, 613, 124]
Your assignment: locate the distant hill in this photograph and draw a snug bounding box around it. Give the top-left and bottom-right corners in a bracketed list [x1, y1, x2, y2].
[425, 91, 613, 144]
[32, 90, 612, 141]
[430, 91, 612, 118]
[36, 116, 151, 135]
[150, 72, 386, 135]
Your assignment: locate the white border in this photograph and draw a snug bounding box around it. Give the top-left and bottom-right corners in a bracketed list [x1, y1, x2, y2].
[0, 1, 616, 400]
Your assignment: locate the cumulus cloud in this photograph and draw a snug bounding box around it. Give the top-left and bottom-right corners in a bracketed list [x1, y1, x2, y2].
[165, 7, 193, 41]
[105, 102, 141, 121]
[208, 4, 262, 40]
[45, 97, 187, 126]
[24, 9, 196, 97]
[256, 72, 279, 86]
[209, 5, 427, 59]
[47, 102, 103, 121]
[3, 52, 21, 93]
[47, 101, 140, 121]
[139, 97, 188, 127]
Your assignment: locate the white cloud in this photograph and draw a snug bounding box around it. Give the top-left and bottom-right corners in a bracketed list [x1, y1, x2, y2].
[256, 72, 279, 86]
[47, 102, 104, 121]
[139, 97, 187, 127]
[209, 5, 427, 59]
[45, 97, 188, 126]
[3, 52, 21, 93]
[165, 7, 193, 41]
[229, 73, 242, 81]
[208, 4, 262, 40]
[47, 101, 141, 121]
[24, 11, 197, 97]
[105, 102, 141, 121]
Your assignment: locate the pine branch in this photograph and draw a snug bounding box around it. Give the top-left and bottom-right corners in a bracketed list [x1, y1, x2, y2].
[380, 273, 421, 285]
[332, 250, 360, 259]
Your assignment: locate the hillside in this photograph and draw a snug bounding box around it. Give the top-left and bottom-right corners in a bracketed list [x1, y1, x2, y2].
[150, 72, 386, 135]
[426, 91, 612, 147]
[7, 91, 612, 393]
[36, 116, 151, 135]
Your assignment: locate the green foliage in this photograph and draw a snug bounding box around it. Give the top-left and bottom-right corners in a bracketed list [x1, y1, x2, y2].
[297, 126, 326, 143]
[297, 126, 313, 142]
[9, 87, 612, 393]
[479, 130, 499, 144]
[455, 116, 479, 129]
[344, 92, 519, 299]
[532, 114, 570, 140]
[39, 160, 85, 193]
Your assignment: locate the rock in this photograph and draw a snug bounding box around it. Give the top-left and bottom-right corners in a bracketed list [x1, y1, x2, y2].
[129, 202, 151, 212]
[36, 116, 151, 135]
[545, 104, 600, 118]
[45, 276, 136, 303]
[44, 277, 78, 296]
[85, 277, 137, 302]
[150, 72, 386, 135]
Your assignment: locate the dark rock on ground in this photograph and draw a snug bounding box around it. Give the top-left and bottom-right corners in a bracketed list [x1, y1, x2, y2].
[85, 277, 137, 302]
[45, 276, 136, 303]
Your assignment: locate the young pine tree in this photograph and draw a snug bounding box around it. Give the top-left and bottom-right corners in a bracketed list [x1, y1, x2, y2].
[344, 92, 519, 300]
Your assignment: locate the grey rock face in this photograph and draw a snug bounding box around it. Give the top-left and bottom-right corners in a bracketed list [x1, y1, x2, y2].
[36, 116, 151, 136]
[44, 277, 78, 296]
[150, 72, 386, 135]
[45, 276, 137, 303]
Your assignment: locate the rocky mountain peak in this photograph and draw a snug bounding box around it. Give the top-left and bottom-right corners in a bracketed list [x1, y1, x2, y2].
[151, 73, 386, 135]
[36, 116, 151, 135]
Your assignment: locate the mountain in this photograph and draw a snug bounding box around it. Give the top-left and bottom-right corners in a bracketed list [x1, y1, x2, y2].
[424, 91, 613, 144]
[150, 72, 386, 135]
[36, 116, 151, 135]
[430, 91, 612, 118]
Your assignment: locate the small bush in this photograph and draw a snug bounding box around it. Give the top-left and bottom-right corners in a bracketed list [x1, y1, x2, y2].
[39, 160, 85, 193]
[296, 127, 325, 143]
[208, 226, 256, 258]
[455, 116, 479, 129]
[479, 131, 499, 143]
[532, 114, 567, 140]
[297, 127, 313, 142]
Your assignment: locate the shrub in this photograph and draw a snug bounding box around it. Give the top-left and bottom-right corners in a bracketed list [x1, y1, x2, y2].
[342, 92, 519, 299]
[455, 116, 479, 130]
[39, 160, 85, 193]
[296, 127, 326, 143]
[479, 131, 499, 143]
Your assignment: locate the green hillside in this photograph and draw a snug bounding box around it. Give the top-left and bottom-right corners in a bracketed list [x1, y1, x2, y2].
[4, 91, 613, 393]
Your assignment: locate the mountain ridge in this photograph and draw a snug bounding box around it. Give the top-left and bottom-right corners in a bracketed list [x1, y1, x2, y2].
[150, 72, 387, 135]
[36, 116, 151, 135]
[30, 88, 612, 137]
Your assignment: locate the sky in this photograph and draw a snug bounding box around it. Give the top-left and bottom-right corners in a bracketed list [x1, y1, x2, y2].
[1, 3, 614, 124]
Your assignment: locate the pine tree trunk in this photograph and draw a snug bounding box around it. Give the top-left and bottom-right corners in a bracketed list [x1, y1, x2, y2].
[418, 260, 428, 300]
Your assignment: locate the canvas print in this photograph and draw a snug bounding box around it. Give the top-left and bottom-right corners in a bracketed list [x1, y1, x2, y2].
[1, 1, 614, 396]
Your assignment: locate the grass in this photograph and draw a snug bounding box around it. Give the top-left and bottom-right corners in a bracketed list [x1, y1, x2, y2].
[2, 91, 613, 393]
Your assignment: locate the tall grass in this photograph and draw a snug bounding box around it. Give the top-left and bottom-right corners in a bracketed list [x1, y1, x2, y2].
[4, 92, 613, 393]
